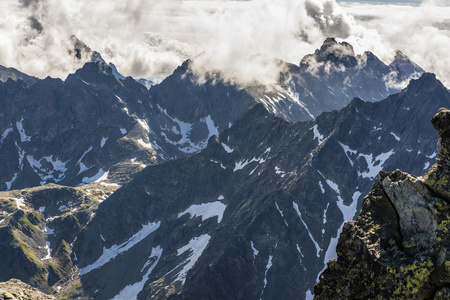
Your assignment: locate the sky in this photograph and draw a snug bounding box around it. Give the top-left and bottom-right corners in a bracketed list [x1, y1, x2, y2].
[0, 0, 449, 86]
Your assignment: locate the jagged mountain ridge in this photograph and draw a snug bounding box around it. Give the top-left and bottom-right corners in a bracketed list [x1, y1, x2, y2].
[158, 38, 424, 125]
[0, 65, 38, 87]
[66, 73, 449, 299]
[0, 38, 424, 193]
[314, 108, 450, 299]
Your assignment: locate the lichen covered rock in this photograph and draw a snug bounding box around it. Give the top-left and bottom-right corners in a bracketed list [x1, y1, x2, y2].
[314, 109, 450, 299]
[0, 279, 55, 300]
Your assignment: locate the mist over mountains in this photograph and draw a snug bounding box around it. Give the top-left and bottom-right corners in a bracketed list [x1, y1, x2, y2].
[1, 0, 449, 87]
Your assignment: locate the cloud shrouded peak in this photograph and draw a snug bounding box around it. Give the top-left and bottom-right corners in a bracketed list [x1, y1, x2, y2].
[0, 0, 448, 87]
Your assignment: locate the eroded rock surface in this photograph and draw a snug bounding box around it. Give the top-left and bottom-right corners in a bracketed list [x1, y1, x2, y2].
[315, 109, 450, 299]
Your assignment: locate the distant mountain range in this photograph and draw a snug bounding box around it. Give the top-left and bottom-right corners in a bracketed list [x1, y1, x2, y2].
[0, 38, 423, 192]
[0, 38, 447, 299]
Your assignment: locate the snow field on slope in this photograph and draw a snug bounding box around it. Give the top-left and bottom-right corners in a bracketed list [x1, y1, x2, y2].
[251, 241, 259, 258]
[293, 202, 321, 257]
[159, 105, 219, 154]
[110, 246, 163, 300]
[338, 142, 394, 179]
[178, 201, 227, 223]
[79, 221, 161, 276]
[174, 234, 211, 285]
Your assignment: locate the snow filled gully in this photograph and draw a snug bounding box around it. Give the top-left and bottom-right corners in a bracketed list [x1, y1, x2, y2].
[79, 221, 161, 276]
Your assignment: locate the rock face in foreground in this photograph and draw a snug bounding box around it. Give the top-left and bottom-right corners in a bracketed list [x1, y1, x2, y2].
[0, 279, 55, 300]
[314, 108, 450, 299]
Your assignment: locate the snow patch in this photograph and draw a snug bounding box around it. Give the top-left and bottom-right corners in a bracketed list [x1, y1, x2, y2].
[322, 203, 329, 225]
[175, 234, 211, 285]
[16, 117, 32, 142]
[5, 173, 18, 191]
[178, 201, 227, 223]
[319, 181, 325, 194]
[77, 147, 93, 175]
[100, 137, 108, 148]
[1, 127, 13, 143]
[358, 150, 395, 179]
[390, 132, 400, 141]
[296, 244, 304, 257]
[311, 124, 324, 145]
[79, 221, 161, 276]
[45, 226, 54, 235]
[13, 197, 26, 210]
[42, 242, 52, 260]
[262, 255, 273, 289]
[251, 241, 259, 258]
[293, 202, 321, 257]
[320, 189, 361, 279]
[115, 95, 127, 106]
[82, 168, 108, 184]
[275, 202, 288, 226]
[234, 159, 251, 171]
[204, 115, 219, 137]
[426, 152, 437, 159]
[233, 150, 270, 172]
[274, 166, 286, 178]
[221, 142, 234, 153]
[26, 155, 68, 184]
[339, 143, 395, 179]
[110, 246, 163, 300]
[338, 142, 357, 167]
[159, 106, 218, 154]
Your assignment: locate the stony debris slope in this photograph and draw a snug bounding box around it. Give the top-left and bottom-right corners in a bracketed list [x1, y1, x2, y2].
[314, 108, 450, 299]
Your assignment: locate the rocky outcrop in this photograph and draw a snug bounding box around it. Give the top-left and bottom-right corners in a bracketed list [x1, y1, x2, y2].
[0, 279, 55, 300]
[0, 183, 118, 296]
[314, 108, 450, 299]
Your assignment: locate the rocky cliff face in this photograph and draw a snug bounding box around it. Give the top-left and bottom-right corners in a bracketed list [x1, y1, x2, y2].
[314, 108, 450, 299]
[68, 74, 448, 300]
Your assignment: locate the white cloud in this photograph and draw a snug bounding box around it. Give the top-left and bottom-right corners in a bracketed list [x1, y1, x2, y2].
[340, 1, 450, 86]
[0, 0, 449, 86]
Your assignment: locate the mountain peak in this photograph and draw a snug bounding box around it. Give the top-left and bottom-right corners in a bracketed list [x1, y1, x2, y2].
[316, 37, 356, 63]
[407, 72, 440, 91]
[389, 50, 424, 78]
[69, 35, 93, 61]
[300, 37, 357, 70]
[393, 50, 410, 63]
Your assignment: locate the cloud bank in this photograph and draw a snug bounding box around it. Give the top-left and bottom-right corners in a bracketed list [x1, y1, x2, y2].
[0, 0, 449, 86]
